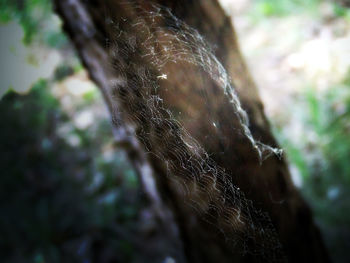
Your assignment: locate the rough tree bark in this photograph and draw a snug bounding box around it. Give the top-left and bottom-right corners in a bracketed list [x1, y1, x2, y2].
[54, 0, 330, 262]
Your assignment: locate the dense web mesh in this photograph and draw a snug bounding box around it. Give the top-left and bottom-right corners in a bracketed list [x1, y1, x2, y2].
[106, 2, 286, 262]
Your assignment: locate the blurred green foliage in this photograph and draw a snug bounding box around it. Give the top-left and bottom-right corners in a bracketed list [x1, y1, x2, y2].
[0, 1, 159, 262]
[251, 0, 350, 19]
[275, 73, 350, 263]
[244, 1, 350, 261]
[254, 0, 321, 16]
[1, 0, 350, 262]
[0, 0, 67, 47]
[0, 82, 143, 263]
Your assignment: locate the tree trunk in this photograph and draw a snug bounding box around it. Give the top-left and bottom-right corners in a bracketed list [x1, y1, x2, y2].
[54, 0, 330, 262]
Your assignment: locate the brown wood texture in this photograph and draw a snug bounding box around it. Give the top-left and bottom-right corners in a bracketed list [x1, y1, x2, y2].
[54, 0, 330, 262]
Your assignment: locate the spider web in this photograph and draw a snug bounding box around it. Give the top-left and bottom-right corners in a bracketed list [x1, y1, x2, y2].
[106, 2, 286, 262]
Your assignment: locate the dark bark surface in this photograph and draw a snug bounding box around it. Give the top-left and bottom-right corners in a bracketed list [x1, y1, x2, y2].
[54, 0, 330, 262]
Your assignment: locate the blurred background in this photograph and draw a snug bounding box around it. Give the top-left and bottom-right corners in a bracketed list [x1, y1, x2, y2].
[0, 0, 349, 262]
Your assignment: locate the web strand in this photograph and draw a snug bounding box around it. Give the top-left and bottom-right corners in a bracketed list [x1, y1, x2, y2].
[107, 3, 287, 262]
